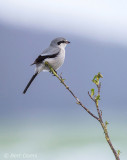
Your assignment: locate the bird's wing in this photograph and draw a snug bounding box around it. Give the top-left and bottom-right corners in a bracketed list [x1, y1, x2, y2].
[41, 46, 60, 56]
[31, 47, 60, 65]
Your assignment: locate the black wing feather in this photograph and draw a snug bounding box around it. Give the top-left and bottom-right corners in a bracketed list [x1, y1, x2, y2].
[31, 52, 59, 65]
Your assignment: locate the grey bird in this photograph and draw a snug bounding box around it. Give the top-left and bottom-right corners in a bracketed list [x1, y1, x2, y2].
[23, 37, 70, 94]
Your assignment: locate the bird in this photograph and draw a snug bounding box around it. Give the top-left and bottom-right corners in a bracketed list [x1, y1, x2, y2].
[23, 37, 70, 94]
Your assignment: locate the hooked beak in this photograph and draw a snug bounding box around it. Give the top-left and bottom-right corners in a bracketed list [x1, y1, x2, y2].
[65, 40, 70, 44]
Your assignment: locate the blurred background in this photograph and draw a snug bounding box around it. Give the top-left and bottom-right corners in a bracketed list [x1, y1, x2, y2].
[0, 0, 127, 159]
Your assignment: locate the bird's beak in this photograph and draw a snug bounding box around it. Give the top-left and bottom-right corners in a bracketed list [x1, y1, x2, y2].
[65, 40, 70, 44]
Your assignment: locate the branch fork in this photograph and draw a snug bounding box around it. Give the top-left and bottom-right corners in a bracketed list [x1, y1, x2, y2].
[45, 62, 120, 160]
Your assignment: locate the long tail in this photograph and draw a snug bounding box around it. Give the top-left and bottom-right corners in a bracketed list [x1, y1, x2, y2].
[23, 73, 38, 94]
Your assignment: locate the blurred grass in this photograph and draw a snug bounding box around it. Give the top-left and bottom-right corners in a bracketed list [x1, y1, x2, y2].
[0, 121, 127, 160]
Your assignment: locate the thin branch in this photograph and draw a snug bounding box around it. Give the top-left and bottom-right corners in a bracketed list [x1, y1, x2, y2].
[98, 82, 101, 96]
[45, 62, 99, 121]
[95, 83, 120, 160]
[88, 91, 95, 102]
[45, 62, 120, 160]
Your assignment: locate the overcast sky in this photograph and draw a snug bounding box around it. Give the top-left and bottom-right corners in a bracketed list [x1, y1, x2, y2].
[0, 0, 127, 46]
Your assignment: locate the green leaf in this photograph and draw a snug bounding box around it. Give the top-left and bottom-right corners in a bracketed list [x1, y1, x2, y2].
[95, 95, 100, 105]
[105, 121, 109, 125]
[96, 95, 100, 101]
[76, 102, 80, 105]
[92, 75, 97, 82]
[92, 72, 103, 85]
[91, 88, 95, 97]
[117, 150, 121, 156]
[92, 75, 99, 85]
[97, 72, 103, 79]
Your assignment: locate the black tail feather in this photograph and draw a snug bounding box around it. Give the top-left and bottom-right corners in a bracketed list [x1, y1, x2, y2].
[23, 73, 38, 94]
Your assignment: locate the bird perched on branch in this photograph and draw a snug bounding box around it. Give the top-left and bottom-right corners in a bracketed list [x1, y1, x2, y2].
[23, 37, 70, 94]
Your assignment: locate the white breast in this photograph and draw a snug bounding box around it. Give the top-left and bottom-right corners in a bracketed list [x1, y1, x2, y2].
[47, 49, 65, 70]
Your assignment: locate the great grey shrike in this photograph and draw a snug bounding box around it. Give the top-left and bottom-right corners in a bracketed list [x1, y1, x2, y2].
[23, 37, 70, 94]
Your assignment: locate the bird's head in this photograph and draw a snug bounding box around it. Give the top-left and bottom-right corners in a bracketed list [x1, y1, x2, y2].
[50, 37, 70, 48]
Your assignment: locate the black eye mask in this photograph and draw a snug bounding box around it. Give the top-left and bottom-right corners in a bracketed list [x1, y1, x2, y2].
[57, 41, 65, 45]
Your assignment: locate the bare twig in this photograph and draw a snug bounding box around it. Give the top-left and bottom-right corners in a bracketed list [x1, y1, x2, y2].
[91, 72, 120, 160]
[45, 62, 120, 160]
[95, 83, 120, 160]
[45, 61, 99, 121]
[88, 91, 95, 102]
[98, 82, 101, 96]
